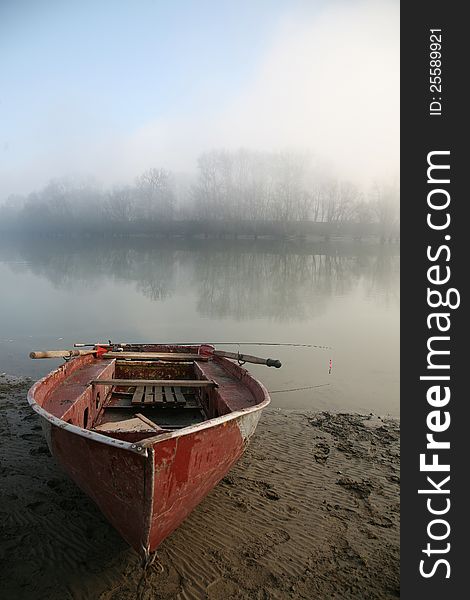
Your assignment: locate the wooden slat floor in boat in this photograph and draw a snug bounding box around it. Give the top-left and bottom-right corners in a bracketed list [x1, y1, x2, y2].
[131, 385, 189, 406]
[97, 384, 207, 431]
[131, 386, 144, 404]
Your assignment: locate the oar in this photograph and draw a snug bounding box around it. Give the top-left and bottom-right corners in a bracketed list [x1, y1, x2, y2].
[30, 349, 96, 359]
[199, 345, 281, 368]
[73, 343, 111, 348]
[30, 347, 108, 359]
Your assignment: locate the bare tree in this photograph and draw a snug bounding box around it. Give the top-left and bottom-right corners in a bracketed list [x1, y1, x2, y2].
[135, 168, 175, 220]
[104, 186, 135, 223]
[269, 152, 309, 221]
[371, 180, 400, 242]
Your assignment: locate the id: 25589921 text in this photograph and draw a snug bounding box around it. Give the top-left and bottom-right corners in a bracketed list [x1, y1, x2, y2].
[429, 29, 442, 116]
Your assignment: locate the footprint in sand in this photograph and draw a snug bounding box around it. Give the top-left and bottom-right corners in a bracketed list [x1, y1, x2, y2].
[0, 465, 14, 477]
[239, 476, 281, 501]
[265, 528, 290, 545]
[256, 480, 281, 501]
[369, 515, 394, 528]
[47, 478, 67, 492]
[286, 504, 300, 515]
[29, 446, 49, 455]
[206, 578, 239, 598]
[243, 528, 290, 561]
[263, 489, 280, 501]
[59, 499, 77, 511]
[26, 501, 49, 515]
[313, 441, 330, 464]
[222, 475, 236, 486]
[20, 433, 44, 442]
[21, 413, 38, 422]
[336, 477, 374, 499]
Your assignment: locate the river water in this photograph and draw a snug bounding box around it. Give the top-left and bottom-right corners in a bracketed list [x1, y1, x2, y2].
[0, 237, 399, 415]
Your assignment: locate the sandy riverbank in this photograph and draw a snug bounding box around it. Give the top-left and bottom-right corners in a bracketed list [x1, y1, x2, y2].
[0, 376, 399, 599]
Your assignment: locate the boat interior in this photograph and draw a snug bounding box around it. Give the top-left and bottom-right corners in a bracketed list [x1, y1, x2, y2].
[39, 349, 259, 443]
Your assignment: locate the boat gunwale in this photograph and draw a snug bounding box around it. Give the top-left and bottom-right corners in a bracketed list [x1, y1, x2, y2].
[27, 354, 270, 454]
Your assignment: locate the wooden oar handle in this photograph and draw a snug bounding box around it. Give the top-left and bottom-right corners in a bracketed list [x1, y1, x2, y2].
[30, 349, 95, 359]
[213, 350, 282, 368]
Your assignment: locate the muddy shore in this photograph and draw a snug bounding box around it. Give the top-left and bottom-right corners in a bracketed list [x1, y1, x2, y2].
[0, 377, 399, 599]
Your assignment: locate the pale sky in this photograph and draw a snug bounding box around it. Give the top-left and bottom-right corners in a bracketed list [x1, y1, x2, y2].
[0, 0, 399, 199]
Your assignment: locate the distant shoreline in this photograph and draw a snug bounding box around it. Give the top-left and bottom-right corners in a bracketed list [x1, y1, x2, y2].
[0, 231, 400, 252]
[1, 219, 399, 244]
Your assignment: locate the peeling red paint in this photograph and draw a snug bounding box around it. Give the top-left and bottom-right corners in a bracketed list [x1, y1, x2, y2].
[27, 345, 270, 558]
[147, 419, 243, 551]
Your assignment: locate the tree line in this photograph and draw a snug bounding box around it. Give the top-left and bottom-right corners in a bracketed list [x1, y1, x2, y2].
[1, 236, 399, 319]
[0, 150, 399, 241]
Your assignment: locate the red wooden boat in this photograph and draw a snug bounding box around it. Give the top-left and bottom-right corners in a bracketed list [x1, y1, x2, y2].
[27, 344, 277, 563]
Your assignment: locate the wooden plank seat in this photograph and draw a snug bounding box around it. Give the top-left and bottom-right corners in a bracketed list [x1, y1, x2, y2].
[131, 385, 188, 406]
[102, 352, 208, 361]
[90, 379, 216, 387]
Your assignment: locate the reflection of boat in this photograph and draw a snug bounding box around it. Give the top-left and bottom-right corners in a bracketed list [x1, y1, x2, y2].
[27, 344, 271, 563]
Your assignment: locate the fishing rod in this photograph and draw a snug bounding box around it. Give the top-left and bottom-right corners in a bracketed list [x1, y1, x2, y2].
[73, 341, 333, 350]
[73, 341, 333, 371]
[202, 342, 333, 350]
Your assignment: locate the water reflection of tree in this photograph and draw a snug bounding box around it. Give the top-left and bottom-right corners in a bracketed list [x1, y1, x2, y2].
[134, 248, 175, 301]
[0, 239, 398, 320]
[189, 246, 398, 320]
[1, 239, 175, 301]
[364, 250, 400, 307]
[188, 251, 388, 321]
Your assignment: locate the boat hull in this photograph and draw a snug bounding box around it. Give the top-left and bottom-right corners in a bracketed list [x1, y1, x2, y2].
[28, 352, 268, 558]
[38, 406, 261, 556]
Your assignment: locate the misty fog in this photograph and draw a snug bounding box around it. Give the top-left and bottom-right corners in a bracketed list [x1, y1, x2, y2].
[1, 0, 399, 201]
[0, 149, 399, 241]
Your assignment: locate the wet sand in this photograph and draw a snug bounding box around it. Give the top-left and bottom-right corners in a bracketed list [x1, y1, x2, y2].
[0, 377, 399, 599]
